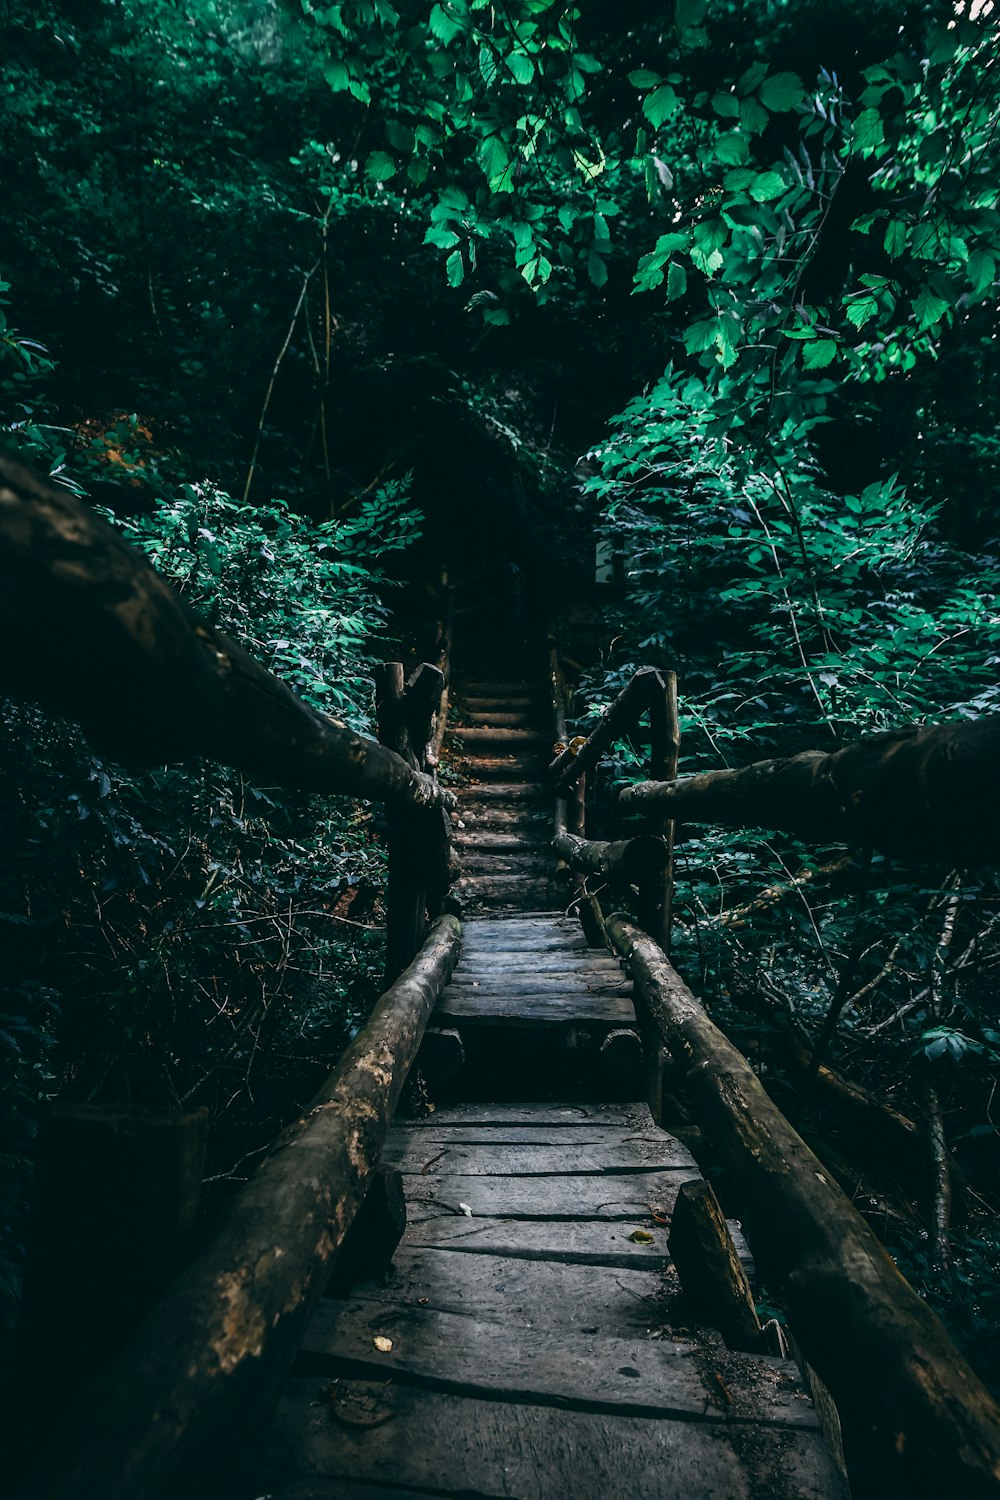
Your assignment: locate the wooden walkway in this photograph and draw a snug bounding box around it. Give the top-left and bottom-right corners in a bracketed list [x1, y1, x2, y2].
[260, 673, 848, 1498]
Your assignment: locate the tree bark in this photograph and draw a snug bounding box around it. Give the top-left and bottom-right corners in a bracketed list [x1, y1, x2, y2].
[618, 718, 1000, 864]
[20, 914, 462, 1500]
[0, 453, 452, 813]
[552, 830, 670, 886]
[606, 914, 1000, 1500]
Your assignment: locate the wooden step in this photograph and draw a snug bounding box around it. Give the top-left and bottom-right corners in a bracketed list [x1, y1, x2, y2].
[461, 695, 537, 711]
[458, 782, 548, 802]
[458, 679, 538, 694]
[464, 711, 538, 728]
[459, 853, 552, 877]
[450, 727, 548, 746]
[435, 989, 637, 1028]
[452, 830, 550, 852]
[455, 756, 543, 779]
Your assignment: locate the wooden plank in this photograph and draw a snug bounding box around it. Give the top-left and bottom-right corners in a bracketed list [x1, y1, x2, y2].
[403, 1214, 674, 1267]
[295, 1300, 822, 1429]
[446, 973, 629, 994]
[460, 853, 552, 875]
[452, 831, 550, 850]
[269, 1380, 846, 1499]
[403, 1170, 691, 1221]
[451, 955, 621, 974]
[458, 945, 609, 961]
[451, 728, 548, 744]
[461, 695, 537, 707]
[458, 782, 548, 800]
[383, 1139, 692, 1176]
[435, 990, 637, 1027]
[465, 712, 536, 727]
[408, 1102, 656, 1127]
[388, 1124, 671, 1147]
[328, 1244, 670, 1329]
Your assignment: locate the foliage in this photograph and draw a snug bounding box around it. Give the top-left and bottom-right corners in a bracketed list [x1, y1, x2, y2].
[0, 465, 423, 1329]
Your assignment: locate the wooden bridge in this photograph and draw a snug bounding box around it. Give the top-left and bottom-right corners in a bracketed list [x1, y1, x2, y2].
[4, 456, 1000, 1500]
[263, 667, 845, 1499]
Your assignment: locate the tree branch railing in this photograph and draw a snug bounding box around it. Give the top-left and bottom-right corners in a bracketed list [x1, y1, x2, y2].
[20, 916, 463, 1500]
[606, 916, 1000, 1500]
[2, 453, 465, 1493]
[547, 660, 679, 951]
[0, 452, 454, 815]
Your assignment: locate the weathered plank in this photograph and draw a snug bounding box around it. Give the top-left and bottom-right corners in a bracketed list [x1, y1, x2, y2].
[382, 1138, 692, 1176]
[404, 1170, 691, 1221]
[406, 1102, 656, 1127]
[451, 952, 621, 970]
[445, 971, 628, 993]
[403, 1214, 673, 1267]
[452, 831, 550, 851]
[295, 1300, 821, 1428]
[465, 711, 536, 727]
[388, 1124, 668, 1147]
[268, 1380, 845, 1499]
[435, 990, 637, 1027]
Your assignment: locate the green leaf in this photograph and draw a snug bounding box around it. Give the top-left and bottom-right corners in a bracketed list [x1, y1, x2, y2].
[429, 2, 465, 44]
[365, 151, 396, 182]
[506, 51, 534, 85]
[883, 219, 907, 258]
[445, 249, 464, 287]
[912, 285, 949, 331]
[683, 317, 718, 353]
[714, 131, 749, 166]
[758, 71, 804, 112]
[845, 292, 879, 329]
[323, 58, 350, 92]
[666, 260, 687, 300]
[852, 107, 884, 153]
[587, 248, 608, 287]
[423, 224, 460, 249]
[629, 69, 662, 89]
[802, 339, 837, 369]
[749, 170, 785, 203]
[738, 97, 770, 134]
[479, 132, 511, 181]
[968, 249, 997, 293]
[675, 0, 707, 26]
[643, 85, 678, 129]
[736, 62, 768, 95]
[479, 44, 498, 86]
[711, 91, 740, 118]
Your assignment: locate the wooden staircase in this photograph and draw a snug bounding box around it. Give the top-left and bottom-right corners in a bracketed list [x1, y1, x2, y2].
[261, 661, 848, 1499]
[449, 676, 557, 915]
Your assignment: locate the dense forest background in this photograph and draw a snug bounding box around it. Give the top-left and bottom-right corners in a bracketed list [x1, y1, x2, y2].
[2, 0, 1000, 1390]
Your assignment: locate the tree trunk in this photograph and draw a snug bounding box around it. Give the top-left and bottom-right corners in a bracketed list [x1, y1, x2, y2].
[619, 719, 1000, 864]
[606, 914, 1000, 1500]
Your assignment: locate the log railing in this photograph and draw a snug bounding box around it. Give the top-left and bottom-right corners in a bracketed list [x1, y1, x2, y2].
[606, 916, 1000, 1500]
[20, 916, 462, 1500]
[2, 452, 464, 1495]
[547, 658, 679, 951]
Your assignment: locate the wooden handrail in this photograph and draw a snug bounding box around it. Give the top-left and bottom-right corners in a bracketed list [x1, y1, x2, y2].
[548, 666, 662, 796]
[0, 453, 453, 814]
[546, 655, 679, 949]
[21, 914, 462, 1500]
[606, 914, 1000, 1500]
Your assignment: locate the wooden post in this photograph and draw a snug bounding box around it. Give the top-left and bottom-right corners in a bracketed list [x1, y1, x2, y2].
[637, 669, 679, 953]
[377, 663, 426, 981]
[668, 1179, 762, 1352]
